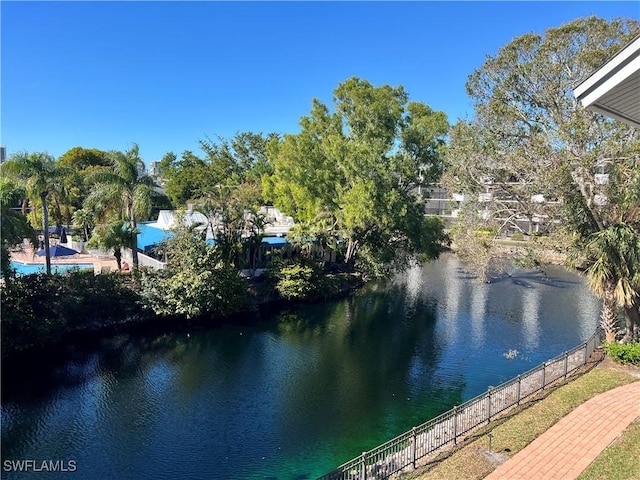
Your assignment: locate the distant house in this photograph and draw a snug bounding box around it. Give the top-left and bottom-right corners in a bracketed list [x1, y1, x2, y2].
[573, 35, 640, 128]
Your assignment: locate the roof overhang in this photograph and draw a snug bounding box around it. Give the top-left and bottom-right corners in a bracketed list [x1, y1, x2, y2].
[573, 36, 640, 128]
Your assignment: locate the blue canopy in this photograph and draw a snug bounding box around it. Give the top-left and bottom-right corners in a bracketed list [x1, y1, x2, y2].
[262, 236, 287, 247]
[37, 245, 78, 257]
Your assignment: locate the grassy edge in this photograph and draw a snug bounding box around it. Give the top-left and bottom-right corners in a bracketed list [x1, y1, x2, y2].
[401, 357, 639, 480]
[576, 418, 640, 480]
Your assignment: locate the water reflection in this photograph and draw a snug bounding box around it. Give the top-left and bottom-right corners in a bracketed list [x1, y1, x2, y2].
[521, 286, 541, 350]
[470, 282, 488, 347]
[1, 254, 599, 479]
[441, 257, 462, 343]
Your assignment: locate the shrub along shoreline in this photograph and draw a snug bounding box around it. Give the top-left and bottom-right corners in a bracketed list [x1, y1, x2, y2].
[0, 267, 364, 362]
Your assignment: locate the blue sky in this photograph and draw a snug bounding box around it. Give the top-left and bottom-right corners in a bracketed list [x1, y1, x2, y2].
[2, 1, 639, 166]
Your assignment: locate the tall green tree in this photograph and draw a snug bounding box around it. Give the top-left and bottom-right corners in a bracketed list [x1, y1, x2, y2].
[159, 133, 275, 207]
[1, 152, 67, 274]
[57, 146, 112, 218]
[199, 131, 277, 187]
[85, 144, 164, 266]
[264, 77, 448, 273]
[162, 150, 211, 206]
[444, 17, 639, 288]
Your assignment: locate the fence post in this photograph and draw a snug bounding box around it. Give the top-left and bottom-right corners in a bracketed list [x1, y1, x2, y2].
[453, 406, 458, 445]
[412, 427, 417, 468]
[360, 452, 367, 480]
[541, 363, 546, 390]
[584, 341, 589, 364]
[516, 375, 522, 405]
[487, 389, 493, 423]
[563, 351, 569, 379]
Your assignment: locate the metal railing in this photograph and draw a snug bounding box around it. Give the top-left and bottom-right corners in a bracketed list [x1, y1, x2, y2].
[319, 328, 604, 480]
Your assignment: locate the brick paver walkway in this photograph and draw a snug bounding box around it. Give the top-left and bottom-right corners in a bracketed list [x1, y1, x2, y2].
[485, 380, 640, 480]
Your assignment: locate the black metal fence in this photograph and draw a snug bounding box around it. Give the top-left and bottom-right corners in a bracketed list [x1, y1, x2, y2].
[318, 328, 604, 480]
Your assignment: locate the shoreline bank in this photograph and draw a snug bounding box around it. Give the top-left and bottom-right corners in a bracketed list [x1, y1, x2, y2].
[0, 267, 364, 365]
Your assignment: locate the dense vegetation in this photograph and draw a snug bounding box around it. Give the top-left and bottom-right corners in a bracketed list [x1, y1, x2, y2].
[2, 15, 639, 358]
[1, 271, 142, 357]
[602, 341, 640, 366]
[264, 77, 449, 274]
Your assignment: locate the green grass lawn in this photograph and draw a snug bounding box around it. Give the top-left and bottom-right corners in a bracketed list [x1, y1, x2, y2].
[403, 358, 638, 480]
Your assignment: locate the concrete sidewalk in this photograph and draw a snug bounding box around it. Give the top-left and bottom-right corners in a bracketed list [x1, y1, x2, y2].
[484, 380, 640, 480]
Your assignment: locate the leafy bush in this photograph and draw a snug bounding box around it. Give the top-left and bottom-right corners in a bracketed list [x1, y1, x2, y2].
[1, 271, 142, 357]
[275, 260, 324, 300]
[603, 341, 640, 366]
[138, 225, 249, 318]
[139, 264, 248, 318]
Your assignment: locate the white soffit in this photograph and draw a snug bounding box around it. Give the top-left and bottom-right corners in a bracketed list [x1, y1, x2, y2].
[573, 36, 640, 128]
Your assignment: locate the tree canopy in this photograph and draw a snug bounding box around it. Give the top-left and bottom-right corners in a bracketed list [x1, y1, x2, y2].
[57, 147, 112, 217]
[445, 16, 639, 240]
[159, 132, 277, 206]
[264, 77, 449, 273]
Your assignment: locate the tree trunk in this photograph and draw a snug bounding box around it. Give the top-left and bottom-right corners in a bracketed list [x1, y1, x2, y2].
[114, 248, 122, 270]
[130, 217, 139, 267]
[345, 238, 358, 266]
[601, 289, 619, 343]
[41, 193, 51, 275]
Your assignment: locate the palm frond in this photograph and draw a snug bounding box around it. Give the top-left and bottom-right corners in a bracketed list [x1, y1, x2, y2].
[585, 222, 640, 308]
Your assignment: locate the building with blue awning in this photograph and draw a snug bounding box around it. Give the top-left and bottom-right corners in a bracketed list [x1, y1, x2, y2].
[132, 209, 293, 269]
[136, 222, 174, 252]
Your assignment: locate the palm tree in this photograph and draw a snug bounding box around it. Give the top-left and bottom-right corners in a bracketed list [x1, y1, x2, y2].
[1, 152, 64, 275]
[0, 179, 37, 279]
[86, 220, 136, 270]
[85, 144, 161, 267]
[585, 223, 640, 342]
[72, 208, 95, 242]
